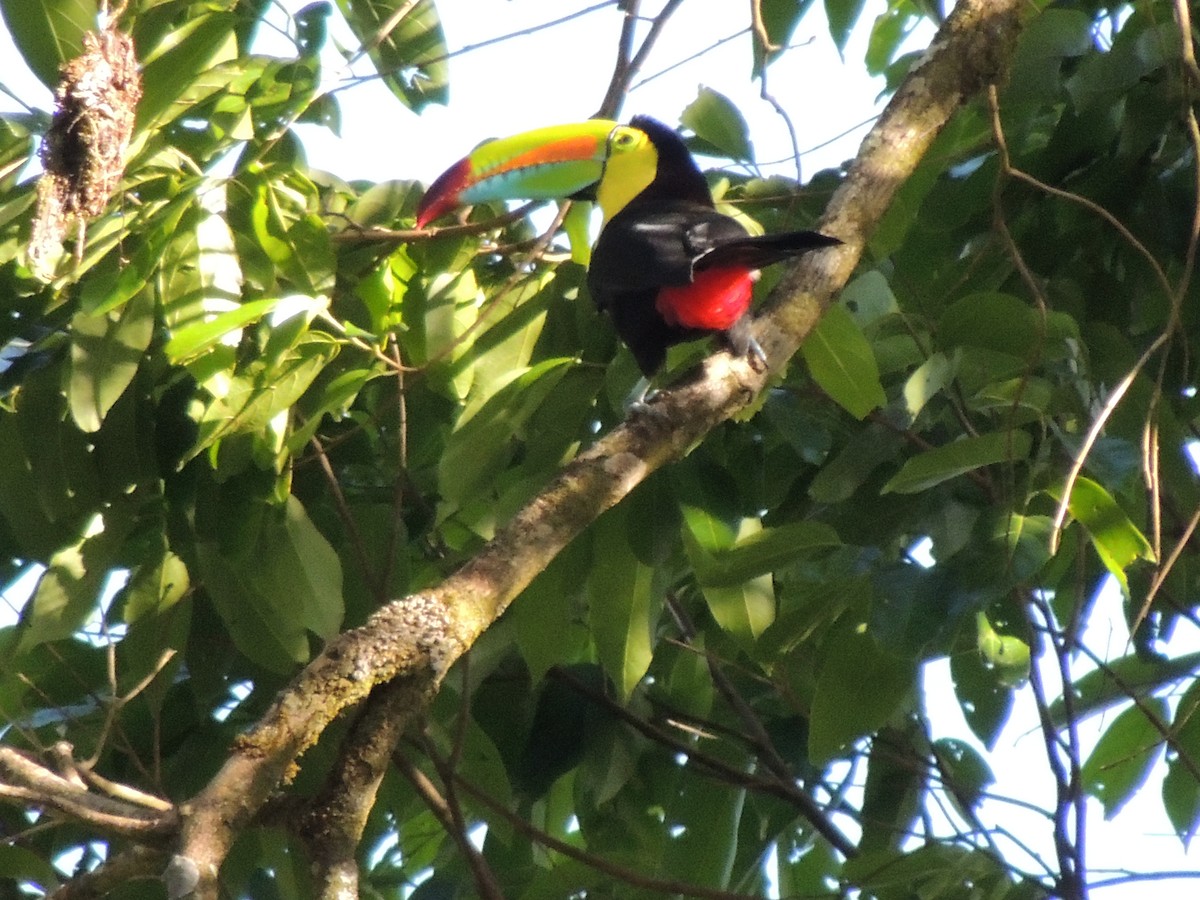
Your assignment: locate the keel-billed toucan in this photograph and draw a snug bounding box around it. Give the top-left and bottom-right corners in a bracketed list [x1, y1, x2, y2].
[417, 115, 840, 378]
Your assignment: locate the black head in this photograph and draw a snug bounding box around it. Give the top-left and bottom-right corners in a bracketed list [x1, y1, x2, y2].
[626, 115, 713, 209]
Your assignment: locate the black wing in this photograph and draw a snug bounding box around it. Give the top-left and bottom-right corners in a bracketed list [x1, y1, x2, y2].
[587, 204, 750, 296]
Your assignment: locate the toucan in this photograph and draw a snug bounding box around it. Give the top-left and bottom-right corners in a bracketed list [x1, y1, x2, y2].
[416, 115, 840, 380]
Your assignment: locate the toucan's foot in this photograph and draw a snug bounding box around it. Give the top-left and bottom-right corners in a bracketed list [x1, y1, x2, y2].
[625, 377, 670, 421]
[747, 337, 768, 371]
[623, 377, 656, 414]
[629, 397, 670, 424]
[725, 317, 766, 371]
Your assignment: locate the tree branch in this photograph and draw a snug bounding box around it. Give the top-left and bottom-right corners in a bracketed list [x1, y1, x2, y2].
[291, 679, 421, 899]
[550, 664, 857, 857]
[595, 0, 689, 119]
[47, 845, 170, 900]
[0, 746, 176, 842]
[447, 766, 765, 900]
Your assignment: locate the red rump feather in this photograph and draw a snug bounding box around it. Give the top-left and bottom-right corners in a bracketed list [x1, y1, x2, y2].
[655, 267, 754, 331]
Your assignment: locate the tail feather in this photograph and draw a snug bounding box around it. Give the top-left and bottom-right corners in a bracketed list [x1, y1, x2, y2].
[696, 230, 841, 271]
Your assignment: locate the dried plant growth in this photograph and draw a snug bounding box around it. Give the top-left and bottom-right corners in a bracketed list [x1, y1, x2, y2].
[29, 24, 141, 276]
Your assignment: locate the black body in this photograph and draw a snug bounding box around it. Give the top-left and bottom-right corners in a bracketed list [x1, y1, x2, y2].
[586, 116, 839, 377]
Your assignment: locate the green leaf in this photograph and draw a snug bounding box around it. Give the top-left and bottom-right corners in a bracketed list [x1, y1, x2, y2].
[165, 298, 282, 364]
[76, 196, 192, 317]
[809, 623, 916, 764]
[438, 358, 572, 508]
[975, 611, 1030, 687]
[864, 3, 920, 75]
[752, 0, 817, 78]
[0, 844, 61, 894]
[0, 407, 78, 560]
[195, 546, 308, 672]
[138, 12, 240, 128]
[680, 86, 754, 162]
[68, 285, 155, 433]
[933, 737, 996, 818]
[1163, 679, 1200, 847]
[845, 844, 1021, 899]
[697, 575, 775, 647]
[859, 725, 925, 855]
[295, 0, 331, 56]
[903, 351, 956, 422]
[588, 504, 657, 700]
[938, 291, 1079, 357]
[336, 0, 449, 112]
[662, 771, 745, 889]
[1006, 8, 1095, 108]
[666, 633, 713, 720]
[115, 550, 191, 707]
[808, 424, 903, 503]
[969, 375, 1056, 418]
[1082, 698, 1168, 819]
[1057, 476, 1156, 598]
[882, 430, 1032, 494]
[16, 512, 127, 653]
[681, 510, 775, 643]
[512, 543, 591, 684]
[227, 164, 335, 295]
[841, 270, 900, 328]
[457, 718, 513, 816]
[0, 0, 95, 89]
[687, 519, 841, 587]
[994, 513, 1054, 584]
[188, 336, 338, 460]
[827, 0, 868, 55]
[262, 495, 344, 641]
[776, 838, 838, 898]
[802, 304, 886, 419]
[1049, 651, 1200, 728]
[195, 497, 342, 671]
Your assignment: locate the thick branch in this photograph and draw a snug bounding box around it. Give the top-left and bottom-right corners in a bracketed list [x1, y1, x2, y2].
[292, 678, 427, 899]
[171, 2, 1032, 895]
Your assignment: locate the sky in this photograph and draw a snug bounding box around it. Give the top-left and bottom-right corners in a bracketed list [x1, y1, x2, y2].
[272, 0, 887, 184]
[1, 1, 1199, 896]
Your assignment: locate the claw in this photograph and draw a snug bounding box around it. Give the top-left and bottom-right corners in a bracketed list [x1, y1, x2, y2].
[623, 376, 655, 413]
[746, 336, 768, 371]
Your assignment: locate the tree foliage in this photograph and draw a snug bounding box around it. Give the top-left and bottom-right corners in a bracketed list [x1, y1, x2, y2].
[0, 0, 1198, 898]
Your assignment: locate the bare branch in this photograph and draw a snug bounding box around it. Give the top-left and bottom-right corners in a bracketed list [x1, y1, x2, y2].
[0, 746, 177, 841]
[405, 738, 506, 900]
[292, 679, 424, 899]
[448, 766, 765, 900]
[596, 0, 689, 119]
[551, 664, 858, 857]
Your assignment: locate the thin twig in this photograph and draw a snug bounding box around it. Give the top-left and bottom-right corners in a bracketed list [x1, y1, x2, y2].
[446, 766, 766, 900]
[396, 746, 505, 900]
[309, 432, 383, 601]
[552, 665, 858, 858]
[596, 0, 689, 118]
[1026, 595, 1087, 899]
[663, 594, 795, 785]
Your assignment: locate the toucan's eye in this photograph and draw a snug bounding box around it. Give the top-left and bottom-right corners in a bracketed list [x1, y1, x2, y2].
[611, 130, 637, 150]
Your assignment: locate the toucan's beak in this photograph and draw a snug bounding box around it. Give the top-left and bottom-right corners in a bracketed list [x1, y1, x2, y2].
[416, 120, 619, 227]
